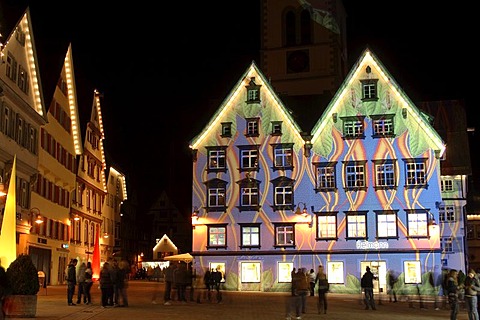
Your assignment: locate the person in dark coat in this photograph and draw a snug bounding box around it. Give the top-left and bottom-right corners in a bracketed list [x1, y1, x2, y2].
[161, 263, 177, 305]
[315, 265, 329, 314]
[361, 266, 376, 310]
[211, 267, 223, 303]
[66, 259, 78, 306]
[99, 262, 114, 308]
[174, 262, 189, 303]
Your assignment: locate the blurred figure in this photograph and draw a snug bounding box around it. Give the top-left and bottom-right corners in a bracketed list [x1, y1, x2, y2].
[387, 269, 397, 303]
[315, 265, 329, 314]
[447, 269, 460, 320]
[76, 262, 87, 304]
[84, 262, 93, 305]
[99, 262, 114, 308]
[308, 269, 316, 296]
[212, 267, 223, 303]
[464, 269, 480, 320]
[174, 262, 189, 303]
[114, 260, 129, 307]
[297, 268, 310, 314]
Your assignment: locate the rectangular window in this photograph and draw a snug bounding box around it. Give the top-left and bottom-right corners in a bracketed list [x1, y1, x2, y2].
[240, 224, 260, 247]
[208, 188, 226, 208]
[221, 122, 232, 137]
[240, 149, 258, 170]
[247, 88, 259, 102]
[376, 211, 397, 238]
[374, 160, 396, 189]
[346, 213, 366, 238]
[372, 116, 394, 137]
[439, 205, 455, 222]
[241, 261, 261, 283]
[317, 214, 337, 239]
[275, 224, 294, 246]
[241, 187, 259, 207]
[345, 161, 366, 189]
[361, 79, 378, 100]
[273, 144, 293, 169]
[343, 119, 364, 138]
[407, 210, 428, 237]
[316, 165, 336, 190]
[271, 121, 282, 135]
[246, 118, 259, 136]
[208, 225, 226, 247]
[207, 147, 227, 171]
[441, 179, 454, 192]
[405, 159, 427, 187]
[6, 52, 17, 82]
[274, 186, 292, 206]
[441, 237, 453, 253]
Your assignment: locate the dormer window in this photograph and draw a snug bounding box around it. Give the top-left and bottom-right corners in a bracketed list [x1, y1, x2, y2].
[341, 116, 365, 139]
[246, 77, 261, 104]
[361, 79, 378, 101]
[245, 118, 259, 137]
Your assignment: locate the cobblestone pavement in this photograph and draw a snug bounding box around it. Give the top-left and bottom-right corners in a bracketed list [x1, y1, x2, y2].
[8, 280, 470, 320]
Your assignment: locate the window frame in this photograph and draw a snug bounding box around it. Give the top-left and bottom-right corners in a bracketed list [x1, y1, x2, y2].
[374, 210, 399, 239]
[206, 146, 228, 173]
[270, 176, 295, 211]
[204, 178, 227, 212]
[373, 159, 397, 190]
[345, 211, 368, 240]
[237, 145, 260, 172]
[314, 161, 337, 192]
[239, 223, 261, 249]
[361, 79, 378, 101]
[221, 122, 232, 138]
[371, 114, 395, 138]
[245, 118, 260, 137]
[403, 158, 428, 189]
[343, 160, 367, 191]
[271, 121, 282, 136]
[273, 222, 295, 248]
[245, 78, 261, 104]
[341, 116, 365, 140]
[206, 224, 228, 249]
[438, 204, 455, 222]
[315, 212, 338, 241]
[271, 143, 294, 171]
[237, 177, 260, 212]
[405, 209, 429, 238]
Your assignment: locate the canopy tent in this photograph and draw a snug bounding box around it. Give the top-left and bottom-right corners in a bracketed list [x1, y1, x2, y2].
[164, 253, 193, 263]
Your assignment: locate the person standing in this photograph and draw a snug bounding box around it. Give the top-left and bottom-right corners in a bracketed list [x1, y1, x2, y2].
[76, 262, 86, 304]
[447, 269, 460, 320]
[315, 265, 329, 314]
[203, 268, 213, 301]
[308, 269, 316, 297]
[212, 267, 223, 303]
[66, 259, 78, 306]
[464, 269, 480, 320]
[296, 268, 310, 315]
[387, 270, 398, 303]
[114, 260, 129, 307]
[84, 262, 93, 305]
[291, 267, 296, 296]
[361, 266, 376, 310]
[174, 262, 189, 303]
[99, 262, 114, 308]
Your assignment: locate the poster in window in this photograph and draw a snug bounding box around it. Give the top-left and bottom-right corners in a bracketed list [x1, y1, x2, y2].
[327, 261, 344, 284]
[241, 262, 261, 283]
[278, 262, 293, 283]
[404, 260, 421, 284]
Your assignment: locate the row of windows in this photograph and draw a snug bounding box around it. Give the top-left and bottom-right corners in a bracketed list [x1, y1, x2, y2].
[34, 173, 70, 208]
[203, 209, 454, 249]
[1, 104, 38, 154]
[31, 217, 68, 241]
[203, 158, 428, 211]
[49, 99, 72, 133]
[6, 51, 29, 94]
[40, 128, 76, 173]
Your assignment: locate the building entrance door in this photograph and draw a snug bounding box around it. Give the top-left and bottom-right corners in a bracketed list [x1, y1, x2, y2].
[360, 261, 387, 294]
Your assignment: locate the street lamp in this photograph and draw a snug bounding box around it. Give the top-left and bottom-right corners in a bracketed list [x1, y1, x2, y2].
[295, 202, 308, 217]
[0, 176, 6, 197]
[30, 207, 44, 224]
[192, 206, 200, 229]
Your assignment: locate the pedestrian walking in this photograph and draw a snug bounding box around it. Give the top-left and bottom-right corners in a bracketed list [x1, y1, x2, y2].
[66, 258, 78, 306]
[158, 262, 176, 305]
[465, 269, 480, 320]
[447, 269, 460, 320]
[113, 260, 129, 307]
[99, 262, 114, 308]
[387, 269, 397, 303]
[84, 262, 93, 305]
[315, 265, 329, 314]
[296, 268, 310, 314]
[361, 266, 376, 310]
[308, 268, 316, 297]
[76, 262, 86, 304]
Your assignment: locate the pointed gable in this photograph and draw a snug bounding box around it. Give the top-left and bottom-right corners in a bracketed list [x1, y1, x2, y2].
[190, 61, 305, 150]
[310, 48, 446, 158]
[0, 7, 46, 118]
[63, 43, 83, 155]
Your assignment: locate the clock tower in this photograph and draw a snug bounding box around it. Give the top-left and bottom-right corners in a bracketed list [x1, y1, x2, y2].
[260, 0, 347, 99]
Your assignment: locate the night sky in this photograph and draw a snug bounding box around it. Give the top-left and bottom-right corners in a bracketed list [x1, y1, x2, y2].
[1, 1, 472, 214]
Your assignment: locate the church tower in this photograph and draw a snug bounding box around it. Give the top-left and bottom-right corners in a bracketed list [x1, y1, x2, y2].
[260, 0, 347, 99]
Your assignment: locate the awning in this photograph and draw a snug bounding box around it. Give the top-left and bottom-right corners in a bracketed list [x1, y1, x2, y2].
[164, 253, 193, 263]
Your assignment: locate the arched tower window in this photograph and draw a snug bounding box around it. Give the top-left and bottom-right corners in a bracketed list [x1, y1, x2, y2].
[285, 10, 296, 46]
[300, 9, 312, 45]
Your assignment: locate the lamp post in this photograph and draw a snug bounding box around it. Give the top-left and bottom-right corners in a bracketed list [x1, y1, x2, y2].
[192, 206, 199, 229]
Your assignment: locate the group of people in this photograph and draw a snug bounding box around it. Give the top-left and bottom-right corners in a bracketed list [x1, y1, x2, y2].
[66, 258, 130, 308]
[286, 265, 329, 320]
[203, 267, 224, 303]
[153, 261, 197, 305]
[445, 268, 480, 320]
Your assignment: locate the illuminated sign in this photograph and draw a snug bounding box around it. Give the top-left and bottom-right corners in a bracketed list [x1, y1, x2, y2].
[356, 240, 389, 250]
[61, 244, 69, 249]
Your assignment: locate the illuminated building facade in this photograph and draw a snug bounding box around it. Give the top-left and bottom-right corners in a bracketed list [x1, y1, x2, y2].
[190, 49, 466, 293]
